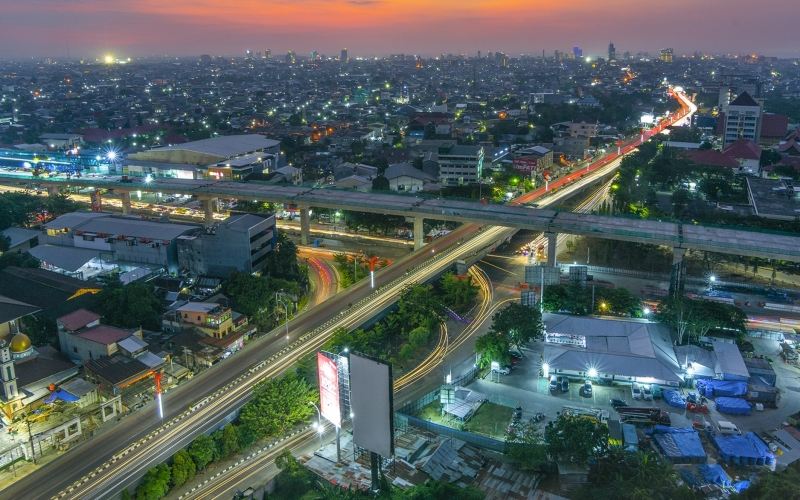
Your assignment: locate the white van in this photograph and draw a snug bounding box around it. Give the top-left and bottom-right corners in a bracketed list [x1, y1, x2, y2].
[716, 420, 741, 435]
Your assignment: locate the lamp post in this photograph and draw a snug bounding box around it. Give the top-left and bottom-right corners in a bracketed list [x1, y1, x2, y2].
[275, 291, 293, 341]
[308, 402, 324, 448]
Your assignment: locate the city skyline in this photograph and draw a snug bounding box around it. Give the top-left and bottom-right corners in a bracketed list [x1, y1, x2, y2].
[1, 0, 798, 59]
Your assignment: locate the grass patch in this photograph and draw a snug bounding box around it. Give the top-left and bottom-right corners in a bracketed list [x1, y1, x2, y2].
[463, 402, 513, 440]
[416, 400, 513, 440]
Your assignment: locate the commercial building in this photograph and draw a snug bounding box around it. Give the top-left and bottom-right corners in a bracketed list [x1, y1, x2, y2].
[126, 134, 280, 180]
[177, 213, 275, 277]
[512, 146, 554, 175]
[437, 145, 484, 186]
[39, 133, 83, 150]
[384, 162, 435, 193]
[40, 212, 196, 274]
[542, 314, 683, 387]
[162, 300, 253, 362]
[660, 48, 674, 63]
[723, 92, 762, 147]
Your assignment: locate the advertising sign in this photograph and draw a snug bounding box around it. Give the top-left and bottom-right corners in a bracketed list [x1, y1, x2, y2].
[349, 353, 394, 457]
[317, 352, 341, 428]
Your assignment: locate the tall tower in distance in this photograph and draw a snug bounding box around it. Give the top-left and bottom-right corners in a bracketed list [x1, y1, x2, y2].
[660, 48, 674, 63]
[340, 48, 349, 63]
[608, 42, 616, 61]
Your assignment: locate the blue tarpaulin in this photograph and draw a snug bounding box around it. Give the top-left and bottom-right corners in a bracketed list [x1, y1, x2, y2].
[45, 390, 79, 404]
[622, 423, 638, 451]
[695, 379, 748, 398]
[652, 426, 707, 463]
[663, 389, 687, 408]
[699, 464, 732, 487]
[733, 480, 751, 493]
[716, 397, 752, 415]
[712, 432, 775, 466]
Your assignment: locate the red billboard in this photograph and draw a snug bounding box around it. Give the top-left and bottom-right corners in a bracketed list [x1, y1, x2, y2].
[317, 352, 341, 428]
[513, 156, 539, 173]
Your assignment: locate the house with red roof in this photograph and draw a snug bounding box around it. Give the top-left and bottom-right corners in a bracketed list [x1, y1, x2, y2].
[722, 139, 762, 174]
[57, 309, 143, 363]
[685, 149, 741, 170]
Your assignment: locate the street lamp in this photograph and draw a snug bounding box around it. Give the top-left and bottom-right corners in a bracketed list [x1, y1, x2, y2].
[308, 402, 324, 434]
[643, 307, 652, 316]
[542, 363, 550, 378]
[587, 367, 598, 378]
[275, 292, 293, 341]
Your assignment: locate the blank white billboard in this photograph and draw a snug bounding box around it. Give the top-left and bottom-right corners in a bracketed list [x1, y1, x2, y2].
[349, 353, 394, 457]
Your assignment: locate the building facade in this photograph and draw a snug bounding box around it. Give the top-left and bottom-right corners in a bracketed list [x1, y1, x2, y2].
[723, 92, 762, 147]
[437, 145, 484, 186]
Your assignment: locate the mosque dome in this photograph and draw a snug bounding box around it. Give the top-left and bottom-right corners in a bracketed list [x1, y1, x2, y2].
[9, 333, 32, 354]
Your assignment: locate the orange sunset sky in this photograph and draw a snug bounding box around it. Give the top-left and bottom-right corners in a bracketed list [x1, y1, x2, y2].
[0, 0, 796, 58]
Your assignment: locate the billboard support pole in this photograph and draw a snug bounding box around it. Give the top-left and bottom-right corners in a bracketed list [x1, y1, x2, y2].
[370, 452, 380, 493]
[336, 427, 341, 461]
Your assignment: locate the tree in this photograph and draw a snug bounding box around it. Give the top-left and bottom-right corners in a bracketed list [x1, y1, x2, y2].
[21, 315, 56, 347]
[734, 466, 800, 499]
[272, 450, 315, 499]
[506, 422, 549, 472]
[188, 434, 216, 471]
[170, 449, 196, 488]
[95, 280, 164, 330]
[439, 272, 479, 313]
[573, 449, 695, 500]
[372, 175, 390, 191]
[238, 373, 315, 439]
[213, 423, 240, 459]
[474, 333, 510, 369]
[544, 414, 608, 465]
[658, 298, 747, 345]
[490, 302, 543, 348]
[135, 463, 171, 500]
[399, 480, 484, 500]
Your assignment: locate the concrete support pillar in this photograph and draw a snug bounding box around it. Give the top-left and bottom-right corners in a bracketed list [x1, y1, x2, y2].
[670, 247, 686, 298]
[201, 197, 215, 226]
[546, 232, 558, 267]
[120, 191, 131, 215]
[299, 205, 310, 246]
[413, 216, 425, 250]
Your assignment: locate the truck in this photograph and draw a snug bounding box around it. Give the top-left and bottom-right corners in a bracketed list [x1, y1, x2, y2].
[616, 406, 671, 426]
[562, 406, 609, 424]
[746, 384, 779, 409]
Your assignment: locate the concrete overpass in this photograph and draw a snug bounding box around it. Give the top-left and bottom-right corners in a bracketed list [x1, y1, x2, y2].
[3, 173, 800, 264]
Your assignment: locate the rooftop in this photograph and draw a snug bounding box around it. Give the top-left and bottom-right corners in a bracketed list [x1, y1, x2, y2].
[75, 325, 134, 346]
[0, 295, 40, 326]
[728, 91, 759, 108]
[177, 301, 224, 314]
[746, 177, 800, 220]
[85, 355, 150, 386]
[58, 308, 101, 332]
[148, 134, 279, 159]
[223, 213, 273, 232]
[69, 215, 196, 241]
[28, 244, 102, 272]
[1, 227, 39, 248]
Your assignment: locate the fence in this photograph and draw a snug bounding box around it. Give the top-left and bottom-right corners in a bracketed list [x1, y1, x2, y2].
[397, 413, 506, 453]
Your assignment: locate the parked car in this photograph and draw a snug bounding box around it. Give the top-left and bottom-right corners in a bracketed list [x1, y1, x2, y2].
[560, 377, 569, 392]
[492, 365, 510, 375]
[610, 398, 628, 408]
[581, 380, 593, 398]
[642, 384, 653, 401]
[716, 420, 741, 435]
[631, 383, 643, 400]
[549, 376, 559, 393]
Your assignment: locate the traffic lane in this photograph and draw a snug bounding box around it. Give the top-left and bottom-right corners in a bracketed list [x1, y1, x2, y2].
[3, 227, 477, 498]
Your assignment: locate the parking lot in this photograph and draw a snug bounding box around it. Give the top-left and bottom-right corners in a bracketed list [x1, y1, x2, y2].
[467, 338, 800, 435]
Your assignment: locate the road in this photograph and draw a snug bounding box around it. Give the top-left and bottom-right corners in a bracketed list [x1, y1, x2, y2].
[5, 224, 504, 499]
[3, 90, 695, 499]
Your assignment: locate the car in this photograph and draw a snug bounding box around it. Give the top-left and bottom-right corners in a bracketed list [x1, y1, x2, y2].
[642, 384, 653, 401]
[716, 420, 741, 435]
[561, 377, 569, 392]
[581, 380, 593, 398]
[549, 376, 559, 393]
[610, 398, 628, 408]
[492, 366, 510, 375]
[631, 383, 642, 400]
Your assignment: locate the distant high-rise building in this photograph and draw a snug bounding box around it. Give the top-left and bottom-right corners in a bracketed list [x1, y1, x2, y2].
[264, 49, 271, 59]
[310, 50, 319, 61]
[245, 49, 253, 59]
[340, 48, 349, 63]
[608, 42, 616, 61]
[659, 48, 674, 63]
[572, 46, 583, 59]
[286, 50, 296, 64]
[723, 91, 762, 146]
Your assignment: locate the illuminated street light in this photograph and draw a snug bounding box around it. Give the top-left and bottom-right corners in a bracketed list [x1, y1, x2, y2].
[106, 151, 118, 161]
[709, 275, 717, 283]
[643, 307, 651, 316]
[588, 367, 598, 378]
[542, 363, 550, 378]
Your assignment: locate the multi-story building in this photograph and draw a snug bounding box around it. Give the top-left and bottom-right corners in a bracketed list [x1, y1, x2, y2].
[56, 309, 144, 363]
[177, 213, 275, 278]
[608, 42, 616, 62]
[437, 145, 484, 186]
[172, 302, 233, 339]
[512, 146, 554, 176]
[659, 48, 674, 63]
[340, 48, 349, 63]
[723, 92, 762, 147]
